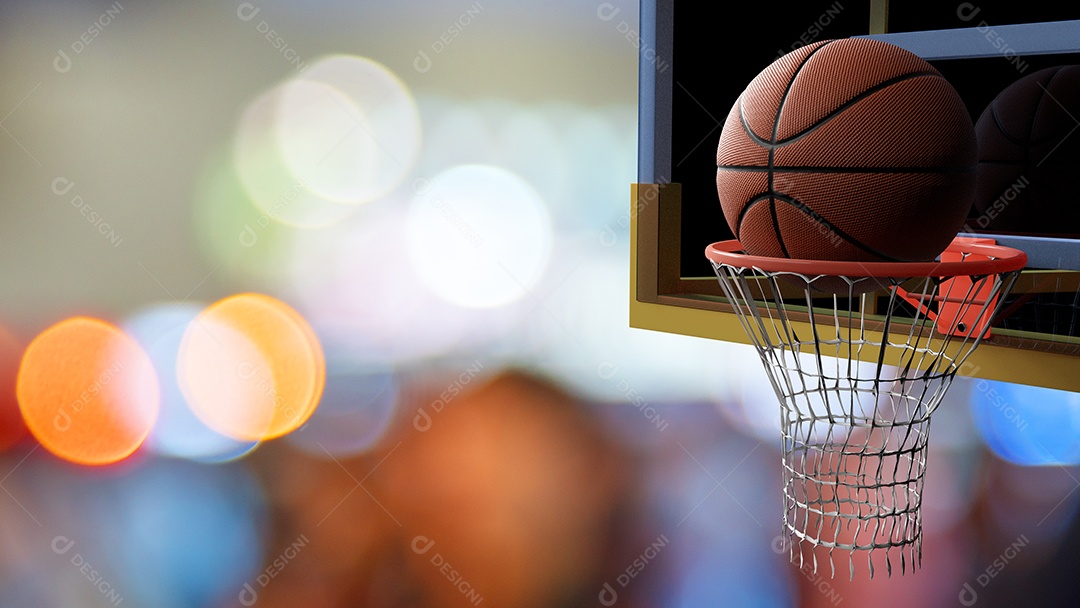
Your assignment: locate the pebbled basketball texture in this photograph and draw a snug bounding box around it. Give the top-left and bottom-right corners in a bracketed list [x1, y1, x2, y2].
[716, 38, 977, 262]
[972, 65, 1080, 234]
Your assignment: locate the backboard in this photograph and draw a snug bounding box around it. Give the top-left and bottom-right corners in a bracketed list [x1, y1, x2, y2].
[632, 0, 1080, 391]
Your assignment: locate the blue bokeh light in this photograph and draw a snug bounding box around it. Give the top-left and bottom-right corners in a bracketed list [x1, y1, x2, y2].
[969, 379, 1080, 465]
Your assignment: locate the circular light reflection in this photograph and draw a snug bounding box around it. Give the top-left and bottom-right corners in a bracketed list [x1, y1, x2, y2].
[289, 206, 514, 364]
[178, 294, 325, 442]
[112, 460, 266, 608]
[234, 82, 358, 228]
[529, 249, 745, 404]
[191, 149, 295, 285]
[286, 360, 398, 458]
[406, 164, 553, 309]
[0, 323, 27, 451]
[17, 317, 159, 465]
[123, 304, 259, 462]
[970, 379, 1080, 465]
[278, 54, 421, 204]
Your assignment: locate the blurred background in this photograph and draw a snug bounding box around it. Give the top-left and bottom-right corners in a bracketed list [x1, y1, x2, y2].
[1, 0, 1079, 606]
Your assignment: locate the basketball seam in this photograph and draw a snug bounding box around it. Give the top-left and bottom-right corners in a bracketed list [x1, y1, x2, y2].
[987, 67, 1065, 148]
[736, 41, 834, 144]
[766, 41, 834, 257]
[738, 71, 943, 150]
[1029, 66, 1066, 151]
[736, 193, 904, 262]
[776, 71, 944, 146]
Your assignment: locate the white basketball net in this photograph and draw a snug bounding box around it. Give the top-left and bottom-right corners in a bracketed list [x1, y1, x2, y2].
[709, 261, 1021, 578]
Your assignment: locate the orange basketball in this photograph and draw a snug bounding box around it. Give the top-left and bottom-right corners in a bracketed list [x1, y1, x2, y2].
[716, 38, 976, 262]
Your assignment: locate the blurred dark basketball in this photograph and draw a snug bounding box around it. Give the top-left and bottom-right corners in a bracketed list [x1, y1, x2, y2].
[716, 38, 977, 262]
[972, 65, 1080, 234]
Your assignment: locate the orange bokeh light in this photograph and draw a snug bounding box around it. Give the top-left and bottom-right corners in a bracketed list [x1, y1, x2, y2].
[0, 324, 27, 452]
[16, 317, 159, 465]
[178, 293, 325, 442]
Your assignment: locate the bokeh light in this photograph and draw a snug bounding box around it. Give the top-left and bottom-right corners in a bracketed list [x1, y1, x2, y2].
[970, 379, 1080, 465]
[191, 149, 296, 286]
[16, 317, 159, 465]
[123, 304, 259, 462]
[285, 358, 398, 459]
[0, 453, 266, 608]
[0, 323, 27, 451]
[233, 81, 359, 229]
[406, 164, 553, 309]
[178, 294, 325, 442]
[276, 54, 421, 204]
[107, 460, 266, 608]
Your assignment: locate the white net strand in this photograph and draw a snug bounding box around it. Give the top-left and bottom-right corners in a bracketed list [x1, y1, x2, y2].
[710, 255, 1021, 578]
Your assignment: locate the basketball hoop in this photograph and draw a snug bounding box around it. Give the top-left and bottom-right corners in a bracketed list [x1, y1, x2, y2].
[706, 237, 1026, 578]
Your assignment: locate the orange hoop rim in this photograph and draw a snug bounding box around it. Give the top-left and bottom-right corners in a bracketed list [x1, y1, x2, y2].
[705, 237, 1028, 278]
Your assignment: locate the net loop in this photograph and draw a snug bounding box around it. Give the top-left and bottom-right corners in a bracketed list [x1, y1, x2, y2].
[707, 238, 1026, 577]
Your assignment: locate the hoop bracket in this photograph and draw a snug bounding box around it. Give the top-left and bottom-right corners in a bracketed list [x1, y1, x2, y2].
[896, 237, 1002, 338]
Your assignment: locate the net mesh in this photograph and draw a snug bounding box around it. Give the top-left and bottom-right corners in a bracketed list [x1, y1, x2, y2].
[709, 256, 1022, 578]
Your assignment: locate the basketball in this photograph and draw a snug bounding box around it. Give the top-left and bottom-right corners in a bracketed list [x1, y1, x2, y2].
[972, 65, 1080, 234]
[716, 38, 977, 262]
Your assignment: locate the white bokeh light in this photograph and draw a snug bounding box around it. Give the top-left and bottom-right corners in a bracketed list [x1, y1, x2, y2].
[234, 81, 357, 228]
[279, 54, 421, 204]
[405, 164, 553, 309]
